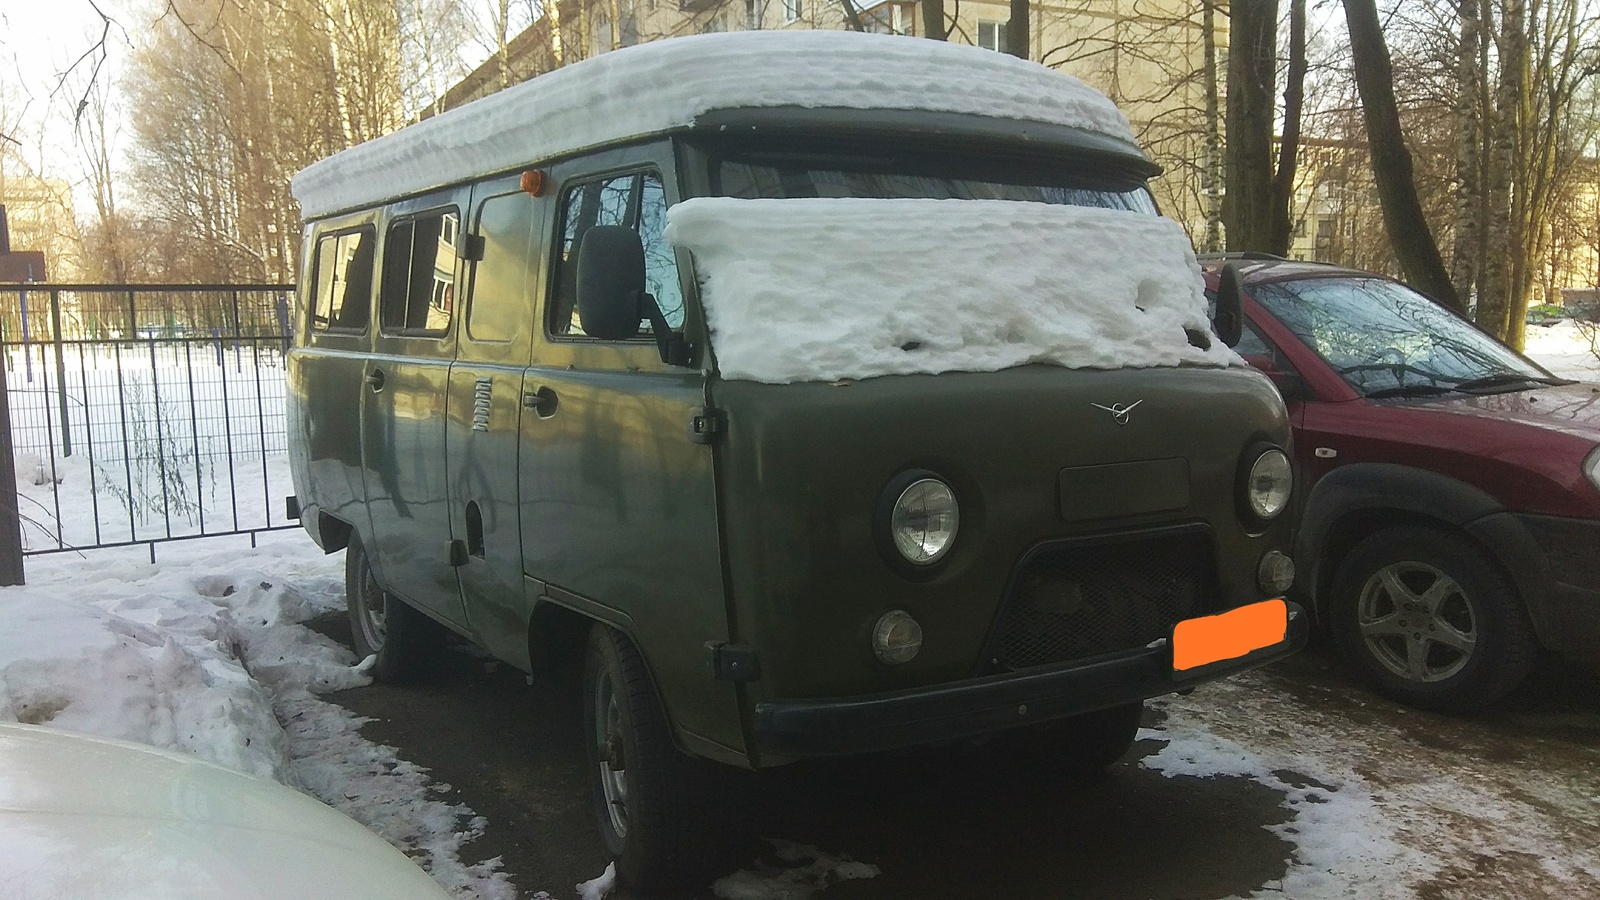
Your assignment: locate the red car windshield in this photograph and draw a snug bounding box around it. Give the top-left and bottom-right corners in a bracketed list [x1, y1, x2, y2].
[1251, 276, 1557, 397]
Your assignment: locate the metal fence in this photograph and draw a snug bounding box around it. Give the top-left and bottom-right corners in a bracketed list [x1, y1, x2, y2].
[0, 284, 298, 578]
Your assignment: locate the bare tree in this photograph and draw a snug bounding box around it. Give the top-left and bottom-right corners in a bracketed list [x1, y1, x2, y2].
[1342, 0, 1462, 309]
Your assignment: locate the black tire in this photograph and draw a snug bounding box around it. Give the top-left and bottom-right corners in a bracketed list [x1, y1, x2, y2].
[999, 701, 1143, 774]
[344, 533, 437, 683]
[582, 623, 741, 891]
[1330, 524, 1534, 712]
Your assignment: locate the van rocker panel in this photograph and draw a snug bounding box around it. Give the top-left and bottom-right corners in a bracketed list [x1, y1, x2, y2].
[755, 601, 1307, 757]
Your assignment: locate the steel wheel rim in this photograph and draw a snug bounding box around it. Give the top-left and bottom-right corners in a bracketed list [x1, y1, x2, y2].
[357, 568, 387, 653]
[1356, 560, 1477, 683]
[594, 667, 629, 839]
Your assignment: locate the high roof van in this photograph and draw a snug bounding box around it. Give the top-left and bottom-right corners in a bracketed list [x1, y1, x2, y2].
[288, 31, 1306, 889]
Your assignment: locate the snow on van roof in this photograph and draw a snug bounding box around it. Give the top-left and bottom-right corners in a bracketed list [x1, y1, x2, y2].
[292, 31, 1139, 220]
[664, 198, 1238, 383]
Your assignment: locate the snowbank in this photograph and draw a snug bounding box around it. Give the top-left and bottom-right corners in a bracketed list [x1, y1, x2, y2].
[665, 197, 1236, 383]
[292, 31, 1138, 219]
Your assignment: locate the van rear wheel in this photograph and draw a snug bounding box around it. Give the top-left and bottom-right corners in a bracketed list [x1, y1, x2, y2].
[582, 623, 741, 890]
[344, 534, 436, 682]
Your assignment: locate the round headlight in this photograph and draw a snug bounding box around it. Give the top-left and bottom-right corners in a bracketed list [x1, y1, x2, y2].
[1246, 449, 1293, 520]
[873, 610, 923, 664]
[891, 478, 960, 565]
[1585, 445, 1600, 494]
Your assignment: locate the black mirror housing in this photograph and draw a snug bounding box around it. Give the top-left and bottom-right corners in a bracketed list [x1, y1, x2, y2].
[577, 225, 647, 340]
[1213, 263, 1244, 348]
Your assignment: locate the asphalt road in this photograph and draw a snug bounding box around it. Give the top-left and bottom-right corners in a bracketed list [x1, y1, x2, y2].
[313, 614, 1600, 899]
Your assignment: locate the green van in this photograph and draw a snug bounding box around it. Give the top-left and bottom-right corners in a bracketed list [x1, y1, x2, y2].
[288, 30, 1306, 888]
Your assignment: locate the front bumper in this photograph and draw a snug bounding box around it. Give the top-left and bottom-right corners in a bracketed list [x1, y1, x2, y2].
[754, 600, 1308, 758]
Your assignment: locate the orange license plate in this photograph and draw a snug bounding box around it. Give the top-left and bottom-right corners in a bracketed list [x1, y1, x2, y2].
[1171, 598, 1288, 672]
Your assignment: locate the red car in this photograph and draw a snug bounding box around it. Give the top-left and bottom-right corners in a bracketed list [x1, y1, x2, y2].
[1204, 255, 1600, 710]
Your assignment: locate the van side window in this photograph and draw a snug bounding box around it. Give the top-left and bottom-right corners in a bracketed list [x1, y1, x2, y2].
[551, 172, 684, 337]
[381, 210, 459, 335]
[468, 194, 538, 344]
[311, 228, 375, 331]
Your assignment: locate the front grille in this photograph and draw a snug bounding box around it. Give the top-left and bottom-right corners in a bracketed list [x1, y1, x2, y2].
[992, 531, 1219, 670]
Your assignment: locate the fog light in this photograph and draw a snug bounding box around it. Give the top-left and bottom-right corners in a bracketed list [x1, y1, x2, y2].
[872, 610, 923, 664]
[1258, 550, 1296, 594]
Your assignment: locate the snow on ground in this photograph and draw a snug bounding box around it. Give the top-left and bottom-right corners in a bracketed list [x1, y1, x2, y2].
[1524, 319, 1600, 381]
[1, 528, 516, 898]
[667, 198, 1236, 383]
[0, 319, 1595, 900]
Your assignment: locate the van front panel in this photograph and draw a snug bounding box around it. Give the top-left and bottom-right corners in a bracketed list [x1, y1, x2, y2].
[711, 365, 1292, 707]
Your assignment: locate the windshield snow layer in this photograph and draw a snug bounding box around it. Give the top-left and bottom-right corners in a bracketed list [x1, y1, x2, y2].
[665, 198, 1239, 384]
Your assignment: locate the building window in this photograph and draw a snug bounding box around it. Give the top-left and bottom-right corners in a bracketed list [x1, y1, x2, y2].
[863, 1, 913, 34]
[783, 0, 801, 22]
[977, 19, 1007, 53]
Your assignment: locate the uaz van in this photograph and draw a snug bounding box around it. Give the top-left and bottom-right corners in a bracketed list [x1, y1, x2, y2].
[288, 31, 1307, 889]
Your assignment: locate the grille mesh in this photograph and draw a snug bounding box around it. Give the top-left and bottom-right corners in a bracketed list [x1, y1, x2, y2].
[996, 532, 1217, 669]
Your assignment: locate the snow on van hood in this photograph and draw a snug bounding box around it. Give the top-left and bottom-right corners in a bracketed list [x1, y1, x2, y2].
[664, 198, 1239, 384]
[291, 31, 1138, 220]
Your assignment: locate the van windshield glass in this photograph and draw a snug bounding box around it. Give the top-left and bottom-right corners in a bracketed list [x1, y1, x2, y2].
[712, 158, 1156, 213]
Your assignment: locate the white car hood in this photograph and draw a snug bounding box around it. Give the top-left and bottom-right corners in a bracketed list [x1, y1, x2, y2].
[0, 722, 448, 899]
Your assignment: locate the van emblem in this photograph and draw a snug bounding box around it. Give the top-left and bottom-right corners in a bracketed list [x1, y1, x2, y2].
[1091, 400, 1143, 425]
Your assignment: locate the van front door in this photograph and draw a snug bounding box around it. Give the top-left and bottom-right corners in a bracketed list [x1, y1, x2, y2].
[360, 191, 468, 627]
[446, 179, 547, 664]
[521, 151, 745, 763]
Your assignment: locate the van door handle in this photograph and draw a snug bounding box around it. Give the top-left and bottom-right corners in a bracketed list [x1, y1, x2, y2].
[523, 386, 558, 418]
[365, 368, 385, 391]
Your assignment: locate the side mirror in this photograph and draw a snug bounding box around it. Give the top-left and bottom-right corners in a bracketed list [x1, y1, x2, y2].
[575, 224, 692, 366]
[1213, 263, 1244, 348]
[1241, 353, 1307, 402]
[576, 225, 646, 340]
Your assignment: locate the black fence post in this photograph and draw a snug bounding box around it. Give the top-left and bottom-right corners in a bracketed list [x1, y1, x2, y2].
[49, 289, 71, 457]
[0, 349, 26, 585]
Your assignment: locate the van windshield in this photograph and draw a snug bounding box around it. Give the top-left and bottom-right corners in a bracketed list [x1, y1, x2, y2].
[709, 151, 1157, 213]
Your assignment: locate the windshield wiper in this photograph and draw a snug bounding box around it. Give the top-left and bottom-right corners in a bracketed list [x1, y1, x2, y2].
[1452, 373, 1572, 393]
[1363, 384, 1458, 399]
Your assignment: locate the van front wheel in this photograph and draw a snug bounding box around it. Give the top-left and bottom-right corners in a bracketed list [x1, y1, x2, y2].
[344, 534, 435, 682]
[582, 624, 738, 890]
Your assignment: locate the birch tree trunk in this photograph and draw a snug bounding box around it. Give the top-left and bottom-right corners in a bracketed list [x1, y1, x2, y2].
[1478, 0, 1522, 337]
[1201, 0, 1223, 252]
[1451, 0, 1484, 307]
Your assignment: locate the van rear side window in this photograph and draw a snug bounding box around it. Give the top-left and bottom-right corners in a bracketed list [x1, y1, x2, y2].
[311, 228, 375, 332]
[382, 211, 459, 335]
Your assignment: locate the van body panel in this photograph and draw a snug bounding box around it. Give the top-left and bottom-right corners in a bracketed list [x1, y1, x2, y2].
[446, 179, 549, 667]
[710, 365, 1291, 707]
[517, 365, 741, 755]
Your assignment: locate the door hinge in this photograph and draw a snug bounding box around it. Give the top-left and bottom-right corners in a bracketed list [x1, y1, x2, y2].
[460, 234, 486, 261]
[447, 539, 469, 567]
[688, 406, 725, 444]
[705, 642, 760, 682]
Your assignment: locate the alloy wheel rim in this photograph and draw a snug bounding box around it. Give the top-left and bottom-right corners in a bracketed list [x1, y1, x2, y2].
[594, 668, 629, 839]
[1357, 561, 1477, 683]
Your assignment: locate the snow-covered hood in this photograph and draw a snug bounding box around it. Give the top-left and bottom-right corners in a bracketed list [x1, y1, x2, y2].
[665, 197, 1238, 384]
[0, 722, 450, 899]
[292, 31, 1139, 219]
